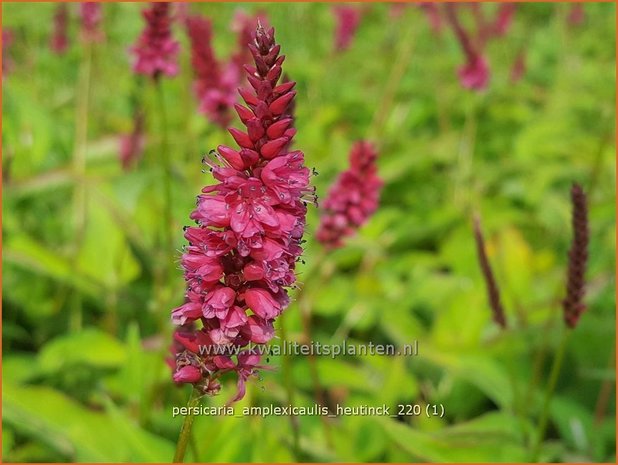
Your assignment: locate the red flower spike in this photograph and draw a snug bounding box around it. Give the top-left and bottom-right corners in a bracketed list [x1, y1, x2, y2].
[170, 24, 314, 403]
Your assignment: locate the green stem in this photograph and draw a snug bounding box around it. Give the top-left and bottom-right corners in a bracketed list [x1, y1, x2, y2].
[189, 430, 200, 462]
[279, 312, 300, 459]
[296, 250, 333, 448]
[69, 42, 93, 332]
[368, 14, 416, 144]
[453, 95, 478, 211]
[530, 329, 571, 462]
[504, 345, 528, 447]
[173, 387, 201, 463]
[154, 78, 174, 262]
[524, 317, 553, 414]
[587, 118, 613, 200]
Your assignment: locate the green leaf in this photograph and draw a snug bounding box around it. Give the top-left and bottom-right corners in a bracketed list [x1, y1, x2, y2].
[422, 348, 513, 408]
[3, 383, 174, 462]
[102, 396, 176, 462]
[3, 235, 101, 297]
[380, 412, 528, 462]
[76, 194, 140, 288]
[3, 354, 40, 384]
[2, 426, 15, 460]
[38, 328, 126, 373]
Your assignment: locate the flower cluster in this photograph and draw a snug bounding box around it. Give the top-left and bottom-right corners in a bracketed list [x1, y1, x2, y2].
[186, 15, 235, 127]
[131, 2, 179, 79]
[332, 5, 363, 52]
[50, 4, 69, 54]
[444, 4, 490, 91]
[170, 24, 314, 402]
[316, 141, 382, 248]
[186, 11, 266, 127]
[444, 3, 518, 91]
[80, 2, 103, 43]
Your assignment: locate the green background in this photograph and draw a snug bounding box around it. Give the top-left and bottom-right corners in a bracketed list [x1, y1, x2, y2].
[2, 2, 616, 462]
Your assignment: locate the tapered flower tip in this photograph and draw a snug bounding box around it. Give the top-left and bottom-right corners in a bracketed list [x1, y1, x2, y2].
[254, 22, 275, 52]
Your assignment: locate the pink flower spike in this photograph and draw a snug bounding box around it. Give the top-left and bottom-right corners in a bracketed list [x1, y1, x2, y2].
[186, 11, 269, 127]
[458, 54, 490, 91]
[80, 2, 104, 44]
[332, 5, 362, 52]
[568, 4, 586, 26]
[445, 3, 491, 92]
[317, 141, 383, 249]
[170, 24, 313, 403]
[492, 3, 516, 37]
[186, 14, 235, 126]
[130, 2, 179, 79]
[51, 4, 69, 54]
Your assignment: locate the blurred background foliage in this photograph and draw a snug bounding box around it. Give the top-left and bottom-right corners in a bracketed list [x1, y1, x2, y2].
[2, 2, 616, 462]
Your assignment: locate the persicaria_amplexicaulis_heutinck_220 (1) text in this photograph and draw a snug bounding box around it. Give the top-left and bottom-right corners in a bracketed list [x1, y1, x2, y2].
[168, 23, 316, 402]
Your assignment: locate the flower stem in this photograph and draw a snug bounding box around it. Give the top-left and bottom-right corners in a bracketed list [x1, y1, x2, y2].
[453, 95, 478, 210]
[173, 387, 201, 463]
[154, 78, 174, 262]
[530, 329, 571, 462]
[296, 250, 333, 448]
[368, 13, 416, 145]
[279, 312, 301, 459]
[69, 42, 93, 332]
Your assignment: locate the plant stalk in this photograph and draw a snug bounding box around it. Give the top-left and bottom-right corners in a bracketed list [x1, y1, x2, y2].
[154, 78, 174, 262]
[279, 312, 301, 459]
[530, 329, 571, 462]
[368, 11, 416, 145]
[173, 387, 201, 463]
[69, 42, 93, 332]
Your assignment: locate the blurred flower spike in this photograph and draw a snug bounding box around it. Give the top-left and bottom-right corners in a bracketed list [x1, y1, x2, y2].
[186, 10, 268, 127]
[317, 141, 382, 249]
[80, 2, 104, 44]
[562, 183, 589, 328]
[130, 2, 179, 79]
